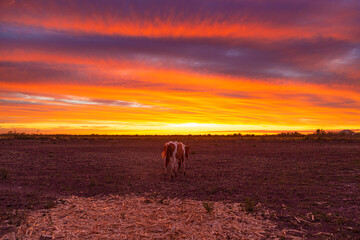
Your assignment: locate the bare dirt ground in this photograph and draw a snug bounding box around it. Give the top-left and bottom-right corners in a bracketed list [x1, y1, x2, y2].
[0, 136, 359, 239]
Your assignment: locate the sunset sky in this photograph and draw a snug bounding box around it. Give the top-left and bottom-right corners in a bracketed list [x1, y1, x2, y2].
[1, 0, 359, 134]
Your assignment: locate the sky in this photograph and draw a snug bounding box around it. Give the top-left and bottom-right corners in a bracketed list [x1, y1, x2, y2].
[0, 0, 359, 135]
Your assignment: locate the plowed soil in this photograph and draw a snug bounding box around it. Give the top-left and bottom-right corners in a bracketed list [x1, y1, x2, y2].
[1, 137, 359, 239]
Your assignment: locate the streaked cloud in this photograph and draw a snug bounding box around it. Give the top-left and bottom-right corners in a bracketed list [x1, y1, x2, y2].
[0, 92, 153, 108]
[1, 26, 359, 86]
[0, 0, 359, 134]
[1, 0, 359, 40]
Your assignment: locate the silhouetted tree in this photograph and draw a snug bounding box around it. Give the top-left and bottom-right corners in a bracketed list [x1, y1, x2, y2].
[315, 129, 326, 135]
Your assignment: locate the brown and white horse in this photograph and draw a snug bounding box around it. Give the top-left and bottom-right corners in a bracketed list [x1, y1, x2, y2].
[161, 141, 190, 179]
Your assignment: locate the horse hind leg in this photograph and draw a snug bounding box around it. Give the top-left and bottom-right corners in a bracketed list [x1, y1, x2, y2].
[163, 165, 168, 179]
[171, 155, 178, 178]
[178, 157, 185, 176]
[171, 166, 175, 179]
[164, 158, 170, 179]
[172, 162, 177, 178]
[163, 167, 168, 179]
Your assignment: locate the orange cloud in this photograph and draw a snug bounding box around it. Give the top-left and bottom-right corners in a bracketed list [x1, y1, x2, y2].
[1, 1, 358, 41]
[1, 64, 359, 134]
[1, 0, 359, 134]
[1, 14, 353, 41]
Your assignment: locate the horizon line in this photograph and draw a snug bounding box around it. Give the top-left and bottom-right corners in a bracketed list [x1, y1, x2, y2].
[1, 128, 359, 136]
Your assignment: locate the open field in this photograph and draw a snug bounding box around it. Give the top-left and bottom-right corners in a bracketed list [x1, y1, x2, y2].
[0, 136, 359, 239]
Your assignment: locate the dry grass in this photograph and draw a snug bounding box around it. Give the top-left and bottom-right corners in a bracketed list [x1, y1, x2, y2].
[1, 194, 300, 240]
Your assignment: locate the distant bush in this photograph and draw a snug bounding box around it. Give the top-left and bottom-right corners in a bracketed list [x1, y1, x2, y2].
[315, 129, 326, 135]
[3, 131, 40, 140]
[277, 131, 305, 137]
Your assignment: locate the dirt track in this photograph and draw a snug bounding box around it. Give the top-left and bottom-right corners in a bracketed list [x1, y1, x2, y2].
[1, 137, 359, 239]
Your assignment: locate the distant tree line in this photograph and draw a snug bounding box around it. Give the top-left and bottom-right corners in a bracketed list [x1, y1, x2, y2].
[1, 129, 359, 140]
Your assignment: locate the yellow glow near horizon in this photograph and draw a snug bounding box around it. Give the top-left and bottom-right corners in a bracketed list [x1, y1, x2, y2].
[1, 120, 358, 135]
[1, 70, 360, 135]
